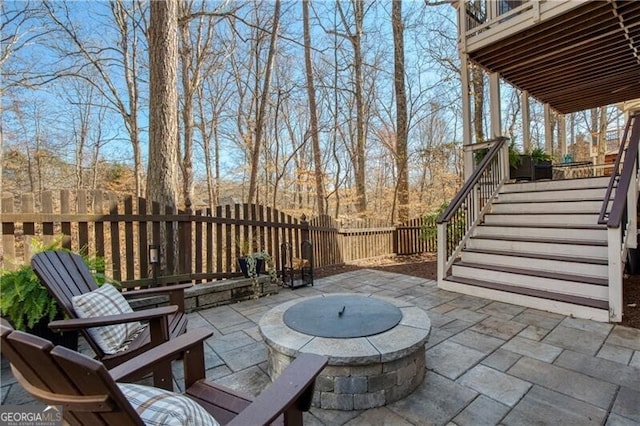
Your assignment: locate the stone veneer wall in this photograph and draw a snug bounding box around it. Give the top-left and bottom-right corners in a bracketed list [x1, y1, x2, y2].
[128, 276, 278, 313]
[267, 345, 425, 410]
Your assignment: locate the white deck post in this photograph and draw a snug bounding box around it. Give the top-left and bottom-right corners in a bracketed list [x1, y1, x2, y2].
[458, 1, 473, 181]
[489, 72, 501, 139]
[628, 160, 637, 249]
[558, 114, 567, 158]
[522, 91, 531, 152]
[437, 223, 447, 286]
[607, 227, 623, 322]
[544, 103, 553, 154]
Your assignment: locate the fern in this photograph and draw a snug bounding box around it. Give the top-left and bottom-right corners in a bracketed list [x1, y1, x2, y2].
[0, 236, 107, 331]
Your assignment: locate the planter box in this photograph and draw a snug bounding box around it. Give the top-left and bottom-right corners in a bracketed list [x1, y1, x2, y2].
[128, 276, 279, 313]
[510, 155, 534, 181]
[510, 155, 553, 181]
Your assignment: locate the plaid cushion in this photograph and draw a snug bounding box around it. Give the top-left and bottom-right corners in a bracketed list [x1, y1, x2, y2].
[118, 383, 219, 426]
[72, 283, 142, 354]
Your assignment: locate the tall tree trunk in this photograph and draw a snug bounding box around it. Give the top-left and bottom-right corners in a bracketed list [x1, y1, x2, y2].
[178, 10, 194, 208]
[392, 0, 408, 223]
[597, 107, 607, 166]
[471, 63, 485, 143]
[353, 0, 367, 215]
[147, 0, 179, 241]
[248, 0, 280, 204]
[303, 0, 326, 216]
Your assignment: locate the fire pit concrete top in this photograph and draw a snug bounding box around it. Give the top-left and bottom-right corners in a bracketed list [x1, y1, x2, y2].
[259, 293, 431, 365]
[283, 294, 403, 338]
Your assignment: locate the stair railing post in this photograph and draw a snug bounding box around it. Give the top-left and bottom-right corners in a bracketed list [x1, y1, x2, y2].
[607, 227, 623, 322]
[437, 222, 447, 286]
[501, 139, 509, 181]
[627, 157, 638, 249]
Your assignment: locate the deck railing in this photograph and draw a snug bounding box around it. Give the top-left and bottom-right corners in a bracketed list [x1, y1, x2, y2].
[436, 137, 509, 283]
[599, 113, 640, 321]
[464, 0, 530, 34]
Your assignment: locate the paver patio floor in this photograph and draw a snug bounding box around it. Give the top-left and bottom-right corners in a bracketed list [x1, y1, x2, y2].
[2, 269, 639, 425]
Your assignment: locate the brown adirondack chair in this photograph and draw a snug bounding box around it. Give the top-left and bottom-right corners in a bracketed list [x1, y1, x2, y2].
[31, 250, 190, 389]
[0, 320, 328, 426]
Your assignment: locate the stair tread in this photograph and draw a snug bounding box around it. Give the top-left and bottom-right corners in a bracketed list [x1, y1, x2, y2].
[471, 235, 607, 246]
[453, 260, 608, 286]
[463, 248, 608, 265]
[444, 275, 609, 310]
[501, 185, 608, 195]
[478, 223, 606, 230]
[485, 212, 600, 216]
[493, 198, 609, 204]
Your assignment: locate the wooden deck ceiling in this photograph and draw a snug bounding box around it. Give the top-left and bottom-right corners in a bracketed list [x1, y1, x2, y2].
[467, 1, 640, 114]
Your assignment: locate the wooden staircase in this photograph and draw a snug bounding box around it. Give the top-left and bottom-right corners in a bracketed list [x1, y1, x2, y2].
[441, 176, 613, 322]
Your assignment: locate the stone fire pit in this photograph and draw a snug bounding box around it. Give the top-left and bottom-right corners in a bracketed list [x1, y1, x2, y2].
[259, 293, 431, 410]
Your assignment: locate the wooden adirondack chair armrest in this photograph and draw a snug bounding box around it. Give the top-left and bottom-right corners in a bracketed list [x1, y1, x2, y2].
[48, 306, 178, 331]
[122, 283, 192, 312]
[109, 328, 213, 384]
[227, 353, 328, 426]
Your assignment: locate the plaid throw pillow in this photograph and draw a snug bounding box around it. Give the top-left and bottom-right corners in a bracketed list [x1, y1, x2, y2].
[118, 383, 220, 426]
[72, 283, 142, 354]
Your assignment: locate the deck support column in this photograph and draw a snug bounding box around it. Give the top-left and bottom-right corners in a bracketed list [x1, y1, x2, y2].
[522, 91, 531, 153]
[558, 114, 567, 158]
[489, 72, 501, 139]
[544, 103, 553, 154]
[461, 54, 473, 180]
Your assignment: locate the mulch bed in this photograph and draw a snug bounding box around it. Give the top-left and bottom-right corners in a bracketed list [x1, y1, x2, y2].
[315, 253, 640, 329]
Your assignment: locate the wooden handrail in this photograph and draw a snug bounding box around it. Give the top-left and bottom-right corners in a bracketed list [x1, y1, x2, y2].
[598, 113, 635, 224]
[605, 114, 640, 228]
[438, 137, 508, 224]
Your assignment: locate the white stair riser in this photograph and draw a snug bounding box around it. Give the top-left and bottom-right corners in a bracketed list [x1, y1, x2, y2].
[474, 226, 606, 241]
[503, 177, 610, 193]
[439, 280, 610, 322]
[484, 214, 600, 226]
[461, 252, 608, 279]
[451, 265, 608, 300]
[496, 188, 609, 203]
[467, 238, 607, 260]
[491, 200, 607, 213]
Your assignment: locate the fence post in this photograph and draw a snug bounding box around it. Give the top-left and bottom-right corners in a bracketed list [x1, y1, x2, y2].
[301, 214, 309, 243]
[180, 199, 193, 280]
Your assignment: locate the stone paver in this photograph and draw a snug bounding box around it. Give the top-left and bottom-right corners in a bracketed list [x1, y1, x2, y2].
[457, 364, 531, 407]
[452, 395, 510, 426]
[508, 356, 618, 409]
[501, 335, 562, 362]
[542, 324, 608, 355]
[2, 268, 638, 426]
[503, 385, 607, 425]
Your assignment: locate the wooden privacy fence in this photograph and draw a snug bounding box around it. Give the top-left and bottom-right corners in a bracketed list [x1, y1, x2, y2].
[1, 190, 437, 289]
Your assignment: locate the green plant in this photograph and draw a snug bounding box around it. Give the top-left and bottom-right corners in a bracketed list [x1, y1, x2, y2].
[0, 237, 107, 331]
[420, 202, 448, 242]
[473, 141, 522, 168]
[242, 251, 278, 300]
[508, 141, 522, 168]
[529, 147, 553, 164]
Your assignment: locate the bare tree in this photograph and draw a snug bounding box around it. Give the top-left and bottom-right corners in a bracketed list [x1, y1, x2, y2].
[392, 0, 409, 222]
[43, 0, 146, 196]
[247, 0, 281, 204]
[303, 0, 326, 215]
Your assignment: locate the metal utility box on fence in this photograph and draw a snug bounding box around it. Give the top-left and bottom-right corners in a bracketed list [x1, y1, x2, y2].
[280, 240, 313, 289]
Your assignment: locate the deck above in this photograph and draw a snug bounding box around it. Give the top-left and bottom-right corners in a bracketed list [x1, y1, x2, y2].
[459, 0, 640, 114]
